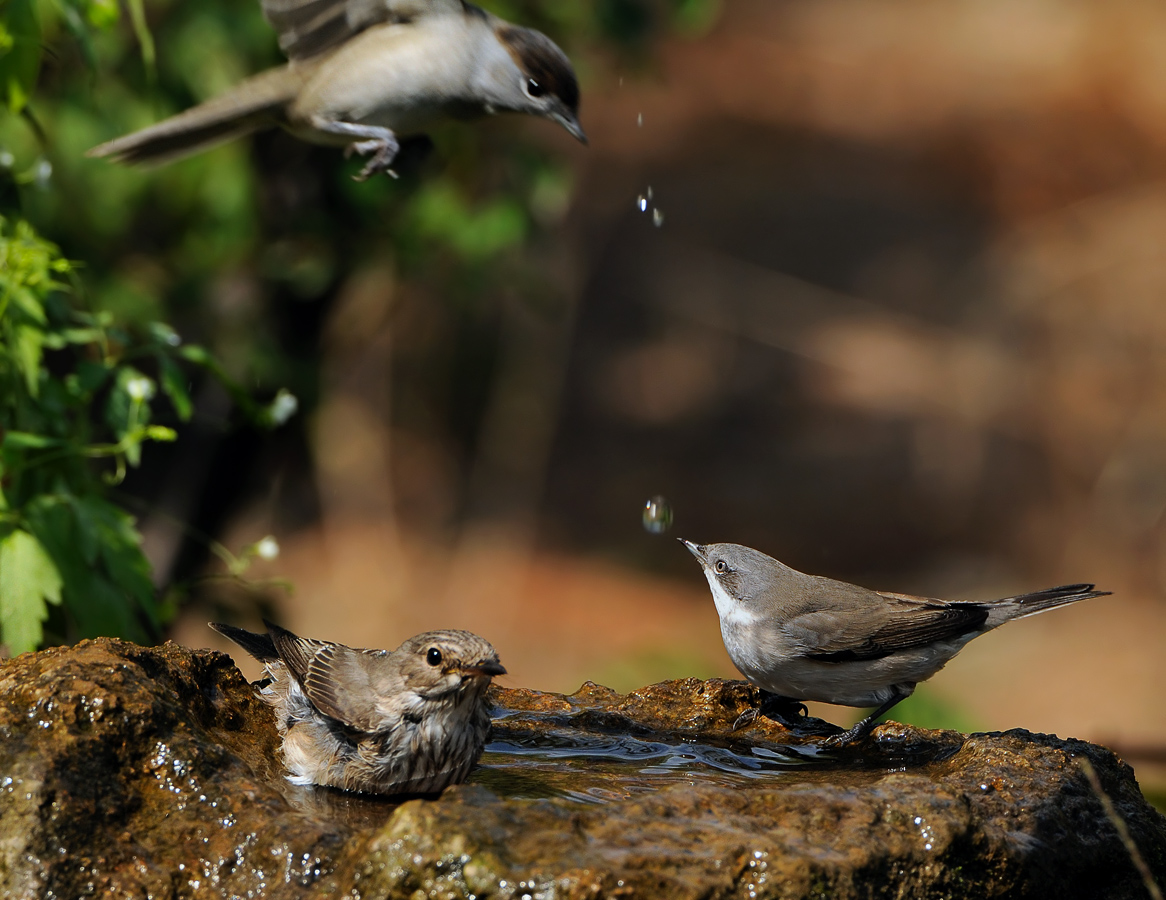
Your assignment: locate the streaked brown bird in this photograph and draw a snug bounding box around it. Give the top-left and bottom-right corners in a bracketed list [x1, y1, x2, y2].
[210, 620, 506, 795]
[88, 0, 585, 180]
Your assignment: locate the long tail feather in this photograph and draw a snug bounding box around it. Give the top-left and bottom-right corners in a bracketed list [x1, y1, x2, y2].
[209, 622, 279, 662]
[88, 68, 300, 166]
[993, 583, 1110, 626]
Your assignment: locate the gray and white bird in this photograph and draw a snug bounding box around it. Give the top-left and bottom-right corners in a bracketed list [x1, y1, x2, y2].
[210, 620, 506, 794]
[89, 0, 585, 179]
[682, 540, 1109, 745]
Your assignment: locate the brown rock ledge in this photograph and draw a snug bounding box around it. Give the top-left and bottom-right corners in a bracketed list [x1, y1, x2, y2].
[1, 638, 1163, 899]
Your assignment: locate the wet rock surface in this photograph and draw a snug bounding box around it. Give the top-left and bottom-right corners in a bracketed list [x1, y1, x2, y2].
[1, 639, 1163, 899]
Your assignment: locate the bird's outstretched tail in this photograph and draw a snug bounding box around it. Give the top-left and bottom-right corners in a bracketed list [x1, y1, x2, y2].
[1003, 583, 1110, 620]
[88, 68, 300, 166]
[209, 622, 280, 663]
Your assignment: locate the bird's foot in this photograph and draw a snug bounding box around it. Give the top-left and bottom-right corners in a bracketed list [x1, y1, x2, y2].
[345, 139, 400, 181]
[734, 693, 837, 736]
[308, 117, 400, 181]
[820, 718, 878, 748]
[732, 707, 760, 731]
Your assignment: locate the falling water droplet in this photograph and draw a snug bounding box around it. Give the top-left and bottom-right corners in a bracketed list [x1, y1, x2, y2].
[642, 496, 674, 534]
[636, 195, 648, 212]
[637, 112, 643, 127]
[652, 208, 665, 227]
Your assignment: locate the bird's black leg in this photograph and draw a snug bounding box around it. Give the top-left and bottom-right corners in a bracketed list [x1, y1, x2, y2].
[759, 692, 809, 724]
[822, 686, 912, 747]
[309, 117, 401, 181]
[734, 691, 826, 733]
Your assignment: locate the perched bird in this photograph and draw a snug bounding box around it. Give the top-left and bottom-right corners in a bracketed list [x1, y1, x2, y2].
[681, 540, 1109, 745]
[89, 0, 585, 180]
[210, 620, 506, 795]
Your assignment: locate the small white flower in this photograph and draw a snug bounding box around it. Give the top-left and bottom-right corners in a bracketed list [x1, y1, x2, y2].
[126, 376, 156, 401]
[268, 389, 298, 426]
[33, 158, 52, 189]
[254, 536, 280, 561]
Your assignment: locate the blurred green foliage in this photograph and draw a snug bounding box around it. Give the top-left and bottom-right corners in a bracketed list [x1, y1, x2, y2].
[869, 685, 981, 734]
[0, 0, 720, 652]
[0, 217, 177, 652]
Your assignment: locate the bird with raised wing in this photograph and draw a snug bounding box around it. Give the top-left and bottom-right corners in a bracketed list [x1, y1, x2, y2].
[90, 0, 585, 179]
[210, 620, 506, 794]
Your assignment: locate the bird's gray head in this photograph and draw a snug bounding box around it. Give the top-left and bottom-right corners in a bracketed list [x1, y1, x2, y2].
[681, 540, 785, 621]
[395, 629, 506, 701]
[493, 24, 586, 144]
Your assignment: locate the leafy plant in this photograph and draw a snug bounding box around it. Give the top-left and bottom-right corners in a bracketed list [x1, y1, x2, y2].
[0, 216, 287, 654]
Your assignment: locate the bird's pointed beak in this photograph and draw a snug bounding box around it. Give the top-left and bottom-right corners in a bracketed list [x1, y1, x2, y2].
[679, 539, 706, 561]
[551, 108, 587, 145]
[463, 661, 507, 678]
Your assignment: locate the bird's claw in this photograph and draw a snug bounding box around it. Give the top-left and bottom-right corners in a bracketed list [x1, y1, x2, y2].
[346, 139, 400, 181]
[732, 708, 760, 731]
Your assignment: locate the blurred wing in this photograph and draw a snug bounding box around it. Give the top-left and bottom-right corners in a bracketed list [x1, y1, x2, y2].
[266, 621, 382, 731]
[796, 599, 990, 662]
[261, 0, 468, 60]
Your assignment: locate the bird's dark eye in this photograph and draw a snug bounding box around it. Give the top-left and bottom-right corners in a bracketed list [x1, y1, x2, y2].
[527, 78, 544, 98]
[714, 560, 728, 574]
[426, 648, 443, 666]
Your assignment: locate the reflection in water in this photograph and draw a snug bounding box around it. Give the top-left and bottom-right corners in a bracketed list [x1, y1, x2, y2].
[475, 722, 947, 804]
[269, 702, 962, 823]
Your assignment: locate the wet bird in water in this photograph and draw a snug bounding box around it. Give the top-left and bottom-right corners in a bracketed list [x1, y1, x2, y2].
[89, 0, 585, 180]
[682, 540, 1109, 745]
[210, 621, 505, 795]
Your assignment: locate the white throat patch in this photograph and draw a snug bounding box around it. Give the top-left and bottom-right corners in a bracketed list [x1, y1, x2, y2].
[702, 569, 759, 626]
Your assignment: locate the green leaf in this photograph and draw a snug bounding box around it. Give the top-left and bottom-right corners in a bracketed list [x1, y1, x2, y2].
[7, 285, 48, 323]
[157, 354, 193, 421]
[0, 529, 63, 654]
[76, 359, 111, 393]
[0, 0, 41, 115]
[25, 496, 152, 642]
[83, 0, 119, 28]
[60, 327, 105, 345]
[178, 344, 213, 366]
[124, 0, 155, 72]
[75, 495, 157, 626]
[1, 431, 61, 450]
[13, 323, 44, 396]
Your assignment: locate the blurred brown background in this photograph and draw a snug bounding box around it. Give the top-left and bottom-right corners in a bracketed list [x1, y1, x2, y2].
[169, 0, 1166, 791]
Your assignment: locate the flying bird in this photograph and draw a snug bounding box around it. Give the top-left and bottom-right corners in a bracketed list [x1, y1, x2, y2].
[90, 0, 585, 179]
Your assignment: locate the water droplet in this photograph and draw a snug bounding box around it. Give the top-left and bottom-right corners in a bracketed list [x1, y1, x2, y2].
[652, 208, 665, 227]
[637, 112, 643, 127]
[642, 496, 674, 534]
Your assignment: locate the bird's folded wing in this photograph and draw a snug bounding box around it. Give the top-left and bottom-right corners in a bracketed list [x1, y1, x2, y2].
[796, 600, 990, 662]
[261, 0, 468, 60]
[268, 625, 382, 732]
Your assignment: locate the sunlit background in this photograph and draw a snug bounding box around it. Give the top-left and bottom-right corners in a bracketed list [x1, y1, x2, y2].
[6, 0, 1165, 802]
